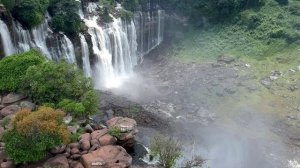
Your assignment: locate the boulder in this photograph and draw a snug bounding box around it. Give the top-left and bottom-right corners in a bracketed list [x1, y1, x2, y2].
[106, 117, 138, 141]
[19, 101, 35, 110]
[2, 93, 26, 104]
[44, 155, 69, 168]
[68, 143, 80, 149]
[70, 161, 84, 168]
[81, 145, 132, 168]
[80, 140, 90, 151]
[80, 133, 91, 141]
[0, 150, 8, 163]
[0, 105, 20, 117]
[70, 148, 80, 155]
[91, 129, 108, 140]
[98, 134, 117, 146]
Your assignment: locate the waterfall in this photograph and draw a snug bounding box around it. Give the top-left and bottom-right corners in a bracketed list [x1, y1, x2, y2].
[0, 19, 15, 56]
[32, 12, 52, 59]
[61, 35, 76, 64]
[13, 21, 33, 52]
[79, 33, 92, 77]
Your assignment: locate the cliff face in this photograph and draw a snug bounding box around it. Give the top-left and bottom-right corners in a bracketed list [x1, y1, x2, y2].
[0, 0, 165, 88]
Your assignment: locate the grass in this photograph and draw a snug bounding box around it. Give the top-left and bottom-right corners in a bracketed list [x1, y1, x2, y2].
[171, 0, 300, 64]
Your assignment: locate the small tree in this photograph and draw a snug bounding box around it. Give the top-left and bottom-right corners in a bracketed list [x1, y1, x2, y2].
[150, 134, 182, 168]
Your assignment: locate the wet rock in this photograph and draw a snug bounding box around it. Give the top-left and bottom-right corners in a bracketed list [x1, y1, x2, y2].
[0, 105, 20, 117]
[98, 134, 117, 146]
[2, 93, 26, 104]
[44, 155, 69, 168]
[19, 101, 35, 110]
[81, 145, 132, 168]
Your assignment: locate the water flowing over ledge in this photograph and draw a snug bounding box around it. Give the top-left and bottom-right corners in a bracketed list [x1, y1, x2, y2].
[0, 1, 165, 89]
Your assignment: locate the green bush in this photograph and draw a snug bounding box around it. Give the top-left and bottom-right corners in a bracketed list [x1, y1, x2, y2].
[150, 134, 182, 168]
[48, 0, 82, 35]
[22, 60, 92, 103]
[0, 50, 45, 92]
[57, 99, 85, 117]
[12, 0, 49, 28]
[21, 60, 98, 116]
[2, 107, 69, 164]
[3, 131, 61, 164]
[81, 90, 99, 116]
[1, 0, 16, 10]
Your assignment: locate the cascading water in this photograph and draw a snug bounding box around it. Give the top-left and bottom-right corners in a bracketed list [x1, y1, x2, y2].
[79, 33, 92, 77]
[0, 19, 14, 56]
[0, 0, 165, 89]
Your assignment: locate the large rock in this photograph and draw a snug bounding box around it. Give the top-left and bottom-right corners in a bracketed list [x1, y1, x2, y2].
[2, 93, 26, 104]
[98, 134, 117, 146]
[0, 160, 14, 168]
[91, 129, 108, 140]
[106, 117, 138, 141]
[19, 101, 35, 110]
[81, 145, 132, 168]
[44, 155, 69, 168]
[50, 144, 66, 155]
[0, 105, 20, 117]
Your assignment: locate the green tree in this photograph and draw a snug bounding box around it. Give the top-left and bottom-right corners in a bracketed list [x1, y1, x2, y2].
[0, 50, 45, 93]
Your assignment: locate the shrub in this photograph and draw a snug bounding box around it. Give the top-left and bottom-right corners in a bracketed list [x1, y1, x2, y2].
[150, 134, 182, 168]
[81, 90, 99, 116]
[22, 60, 93, 104]
[0, 49, 45, 93]
[57, 99, 85, 117]
[108, 127, 121, 139]
[2, 107, 69, 164]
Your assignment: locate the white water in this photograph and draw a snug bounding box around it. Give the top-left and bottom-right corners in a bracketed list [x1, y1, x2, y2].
[79, 33, 92, 77]
[61, 35, 76, 64]
[0, 19, 14, 56]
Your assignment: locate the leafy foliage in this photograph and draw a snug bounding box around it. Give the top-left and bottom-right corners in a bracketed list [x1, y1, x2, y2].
[57, 99, 85, 117]
[108, 127, 122, 139]
[150, 134, 182, 168]
[11, 0, 49, 28]
[21, 60, 99, 116]
[0, 50, 45, 93]
[3, 107, 69, 164]
[48, 0, 83, 35]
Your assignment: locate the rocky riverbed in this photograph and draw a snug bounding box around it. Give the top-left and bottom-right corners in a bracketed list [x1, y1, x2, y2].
[106, 40, 300, 168]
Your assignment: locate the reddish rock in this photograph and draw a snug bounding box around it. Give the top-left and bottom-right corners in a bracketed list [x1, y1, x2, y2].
[0, 150, 7, 163]
[70, 154, 81, 160]
[89, 144, 99, 152]
[68, 143, 80, 149]
[0, 105, 20, 117]
[0, 160, 15, 168]
[71, 148, 80, 155]
[81, 145, 132, 168]
[44, 155, 69, 168]
[80, 133, 91, 141]
[2, 93, 26, 104]
[80, 140, 90, 151]
[91, 129, 108, 140]
[98, 134, 117, 146]
[106, 117, 138, 140]
[90, 139, 99, 146]
[70, 161, 84, 168]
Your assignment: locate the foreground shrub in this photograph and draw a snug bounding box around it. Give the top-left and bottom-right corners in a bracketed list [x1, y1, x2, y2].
[2, 107, 69, 164]
[150, 134, 182, 168]
[0, 50, 45, 92]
